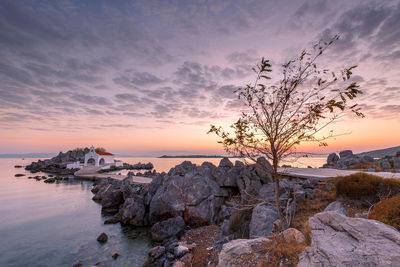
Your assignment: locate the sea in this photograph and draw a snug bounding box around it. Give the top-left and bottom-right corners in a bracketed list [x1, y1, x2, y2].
[0, 156, 326, 267]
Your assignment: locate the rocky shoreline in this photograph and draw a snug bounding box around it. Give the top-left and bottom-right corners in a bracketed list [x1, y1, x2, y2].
[23, 148, 154, 175]
[323, 149, 400, 172]
[90, 157, 321, 266]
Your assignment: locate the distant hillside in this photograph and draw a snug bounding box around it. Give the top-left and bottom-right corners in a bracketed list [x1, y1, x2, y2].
[357, 146, 400, 158]
[0, 153, 57, 158]
[158, 155, 241, 158]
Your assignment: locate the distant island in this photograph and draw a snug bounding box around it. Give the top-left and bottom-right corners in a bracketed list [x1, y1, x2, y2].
[356, 145, 400, 158]
[158, 155, 242, 158]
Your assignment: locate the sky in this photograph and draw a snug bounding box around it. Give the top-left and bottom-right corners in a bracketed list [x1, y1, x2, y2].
[0, 0, 399, 155]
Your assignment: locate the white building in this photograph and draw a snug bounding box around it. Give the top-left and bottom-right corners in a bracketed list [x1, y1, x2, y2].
[84, 146, 115, 167]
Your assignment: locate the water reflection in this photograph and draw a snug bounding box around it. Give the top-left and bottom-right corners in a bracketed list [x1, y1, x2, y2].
[0, 158, 152, 267]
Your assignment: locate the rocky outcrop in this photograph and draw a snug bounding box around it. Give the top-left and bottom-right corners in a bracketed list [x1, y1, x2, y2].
[324, 149, 400, 172]
[217, 238, 270, 267]
[282, 228, 306, 245]
[298, 211, 400, 266]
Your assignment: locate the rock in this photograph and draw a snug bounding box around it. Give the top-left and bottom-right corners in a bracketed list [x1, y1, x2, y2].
[218, 157, 233, 168]
[72, 264, 83, 267]
[393, 157, 400, 169]
[104, 217, 119, 224]
[14, 165, 23, 168]
[361, 155, 374, 163]
[97, 233, 108, 243]
[249, 204, 278, 238]
[380, 159, 391, 171]
[148, 245, 166, 260]
[151, 217, 185, 241]
[217, 238, 270, 267]
[255, 157, 273, 183]
[282, 228, 306, 245]
[327, 153, 339, 165]
[339, 150, 353, 158]
[298, 211, 400, 267]
[44, 178, 56, 183]
[118, 195, 146, 226]
[14, 174, 25, 177]
[111, 252, 119, 259]
[174, 245, 189, 258]
[324, 201, 348, 216]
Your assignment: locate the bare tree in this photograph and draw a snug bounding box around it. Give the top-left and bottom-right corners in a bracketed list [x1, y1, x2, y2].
[208, 36, 364, 229]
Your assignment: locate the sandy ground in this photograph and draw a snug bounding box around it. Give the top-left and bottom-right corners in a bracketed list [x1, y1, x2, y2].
[278, 167, 400, 179]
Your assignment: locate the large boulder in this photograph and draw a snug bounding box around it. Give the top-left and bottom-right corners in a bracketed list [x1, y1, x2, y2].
[327, 153, 339, 166]
[151, 216, 185, 241]
[339, 150, 353, 158]
[149, 162, 225, 226]
[380, 159, 391, 171]
[298, 211, 400, 266]
[249, 204, 278, 238]
[118, 195, 147, 226]
[217, 238, 270, 267]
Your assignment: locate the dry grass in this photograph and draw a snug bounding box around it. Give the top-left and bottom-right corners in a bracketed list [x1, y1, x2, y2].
[335, 173, 400, 206]
[181, 225, 222, 267]
[255, 235, 307, 267]
[369, 195, 400, 231]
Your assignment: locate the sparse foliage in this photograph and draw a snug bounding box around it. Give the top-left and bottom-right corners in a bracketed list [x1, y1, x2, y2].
[209, 35, 364, 229]
[95, 147, 107, 153]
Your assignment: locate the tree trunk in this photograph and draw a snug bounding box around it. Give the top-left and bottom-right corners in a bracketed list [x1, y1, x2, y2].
[273, 167, 286, 231]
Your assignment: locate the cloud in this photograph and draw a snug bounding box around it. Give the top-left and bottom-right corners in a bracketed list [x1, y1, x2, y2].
[113, 70, 164, 89]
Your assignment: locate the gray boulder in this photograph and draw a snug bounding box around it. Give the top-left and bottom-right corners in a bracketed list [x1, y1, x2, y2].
[327, 153, 339, 166]
[218, 157, 234, 168]
[361, 155, 374, 163]
[249, 204, 278, 238]
[298, 211, 400, 267]
[394, 157, 400, 169]
[151, 216, 185, 241]
[118, 195, 147, 226]
[324, 201, 348, 216]
[254, 157, 273, 183]
[380, 159, 391, 171]
[217, 238, 270, 267]
[339, 150, 353, 158]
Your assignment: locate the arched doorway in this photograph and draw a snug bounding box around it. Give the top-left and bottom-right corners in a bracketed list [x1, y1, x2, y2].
[99, 158, 105, 165]
[87, 158, 96, 166]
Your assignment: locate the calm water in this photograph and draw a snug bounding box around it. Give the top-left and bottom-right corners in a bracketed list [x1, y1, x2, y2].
[0, 156, 326, 267]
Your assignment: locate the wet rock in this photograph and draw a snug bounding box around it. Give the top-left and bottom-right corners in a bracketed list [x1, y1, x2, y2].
[96, 233, 108, 243]
[151, 216, 185, 241]
[298, 211, 400, 267]
[104, 217, 120, 224]
[44, 178, 56, 183]
[14, 174, 25, 177]
[249, 204, 278, 238]
[14, 165, 23, 168]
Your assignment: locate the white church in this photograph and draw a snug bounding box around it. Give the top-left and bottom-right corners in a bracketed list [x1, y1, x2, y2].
[66, 146, 123, 169]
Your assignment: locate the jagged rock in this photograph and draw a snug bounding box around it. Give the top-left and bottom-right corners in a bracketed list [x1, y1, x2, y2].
[44, 178, 56, 183]
[92, 178, 124, 209]
[282, 228, 306, 245]
[218, 157, 234, 168]
[298, 211, 400, 267]
[327, 153, 339, 166]
[249, 204, 278, 238]
[217, 238, 270, 267]
[324, 201, 348, 216]
[255, 157, 273, 183]
[149, 162, 224, 226]
[118, 195, 147, 226]
[97, 233, 108, 243]
[151, 217, 185, 241]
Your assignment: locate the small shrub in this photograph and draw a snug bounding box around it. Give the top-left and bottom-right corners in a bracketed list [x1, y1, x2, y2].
[256, 235, 306, 267]
[369, 195, 400, 231]
[335, 173, 400, 205]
